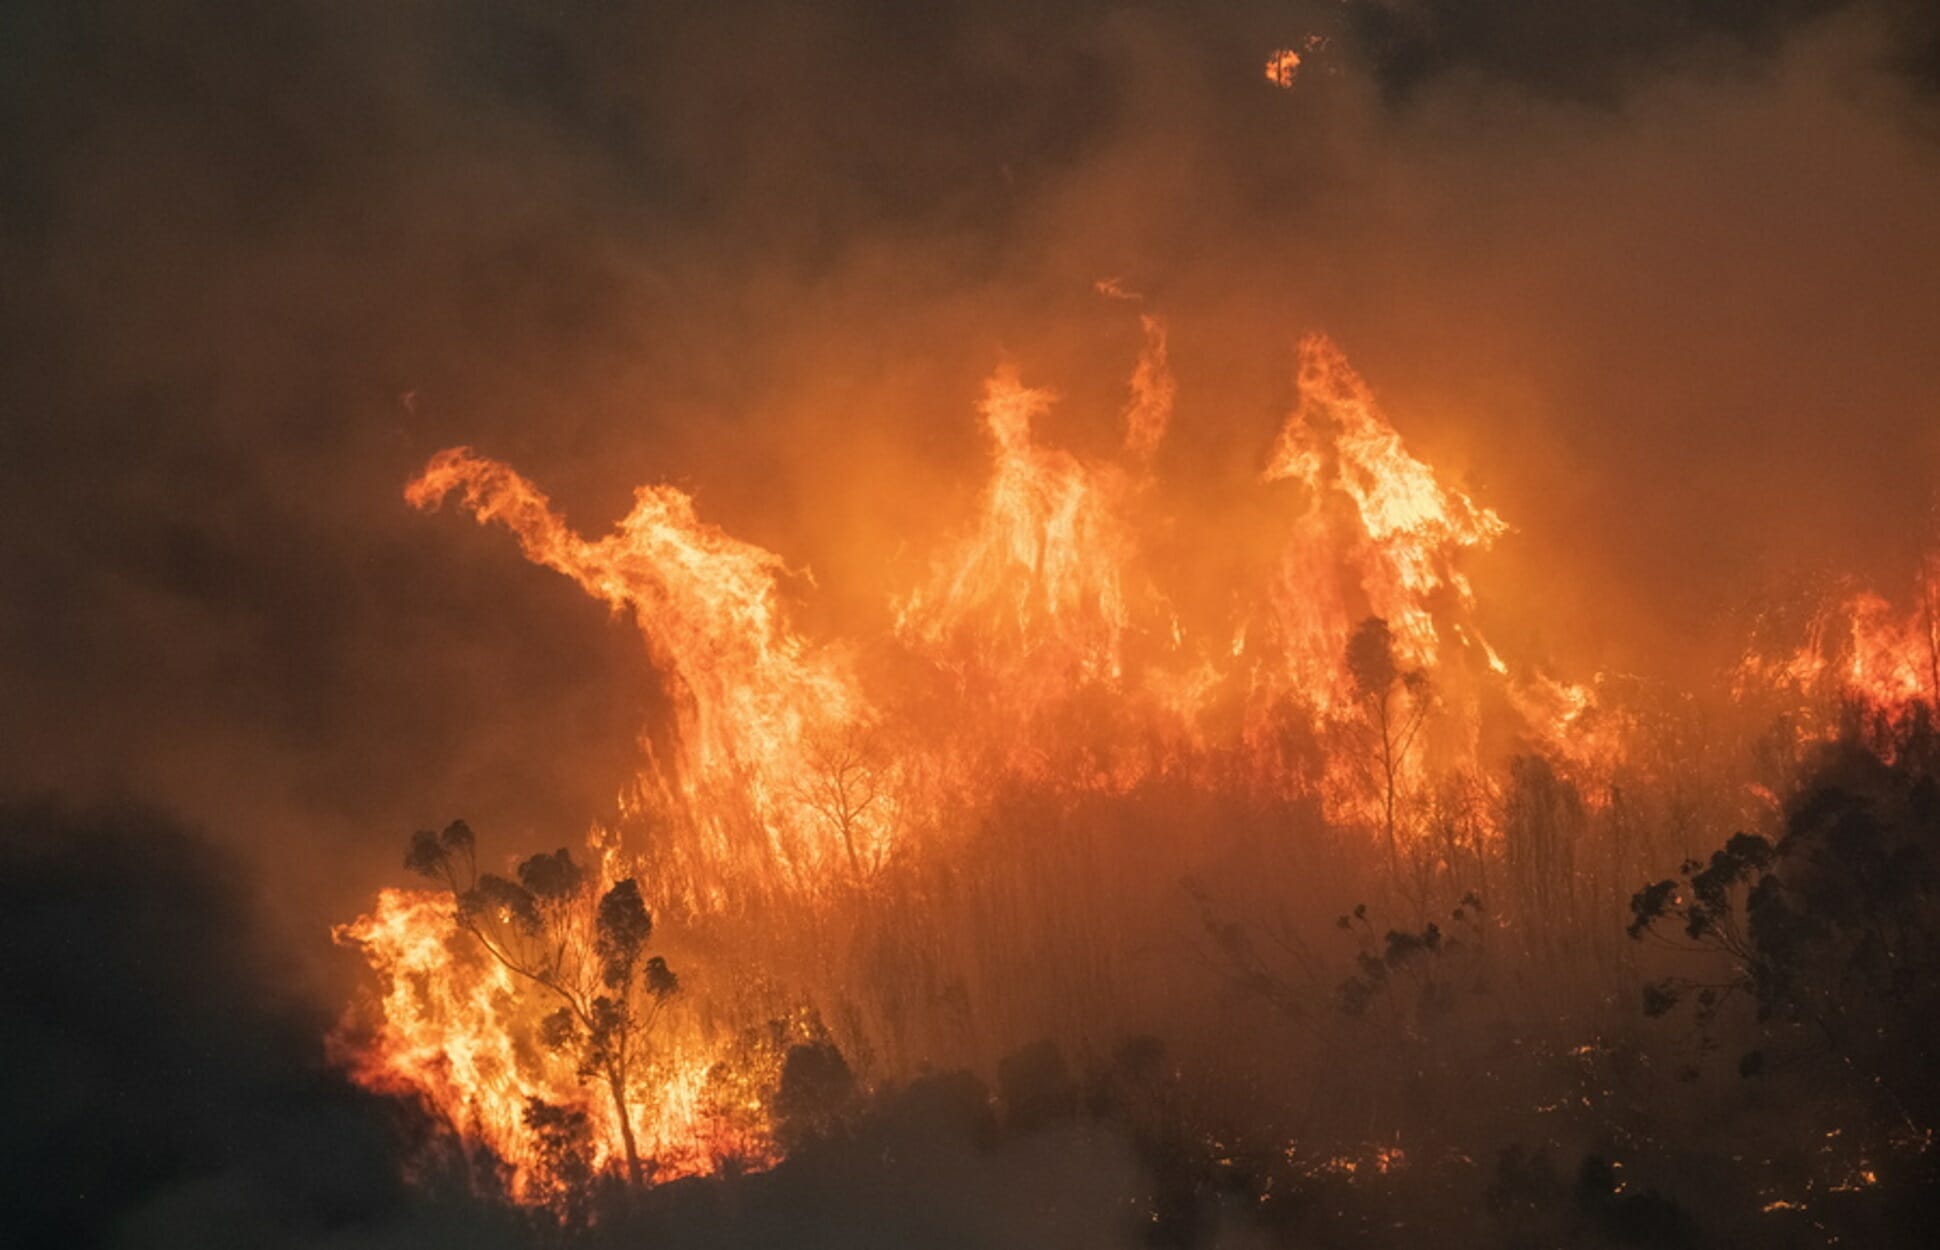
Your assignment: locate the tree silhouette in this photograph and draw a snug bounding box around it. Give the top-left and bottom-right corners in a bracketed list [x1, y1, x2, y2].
[406, 821, 678, 1185]
[1502, 754, 1585, 959]
[1346, 616, 1431, 885]
[521, 1098, 596, 1230]
[798, 723, 890, 883]
[1627, 731, 1940, 1130]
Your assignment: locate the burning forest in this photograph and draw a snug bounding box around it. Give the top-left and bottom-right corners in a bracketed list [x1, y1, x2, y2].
[324, 305, 1940, 1228]
[6, 3, 1940, 1249]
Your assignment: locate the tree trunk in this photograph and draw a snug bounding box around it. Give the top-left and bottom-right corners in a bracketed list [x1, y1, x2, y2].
[1379, 697, 1399, 885]
[606, 1064, 643, 1186]
[839, 811, 862, 882]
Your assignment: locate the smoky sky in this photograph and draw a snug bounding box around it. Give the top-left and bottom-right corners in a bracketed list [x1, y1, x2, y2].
[3, 0, 1940, 967]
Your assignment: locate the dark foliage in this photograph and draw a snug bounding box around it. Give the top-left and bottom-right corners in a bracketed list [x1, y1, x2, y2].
[407, 823, 678, 1189]
[997, 1039, 1079, 1132]
[774, 1040, 860, 1150]
[1627, 732, 1940, 1125]
[521, 1099, 596, 1234]
[594, 878, 653, 990]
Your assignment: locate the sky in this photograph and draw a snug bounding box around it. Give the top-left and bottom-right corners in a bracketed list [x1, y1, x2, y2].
[2, 0, 1938, 980]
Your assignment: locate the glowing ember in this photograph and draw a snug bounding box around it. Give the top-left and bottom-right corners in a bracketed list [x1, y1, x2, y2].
[1264, 37, 1327, 89]
[1265, 48, 1303, 89]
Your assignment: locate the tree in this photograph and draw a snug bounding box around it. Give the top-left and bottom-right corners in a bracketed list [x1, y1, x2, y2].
[773, 1040, 859, 1150]
[1626, 732, 1940, 1129]
[1345, 617, 1431, 885]
[406, 821, 679, 1185]
[798, 723, 889, 883]
[1502, 754, 1585, 959]
[521, 1098, 596, 1230]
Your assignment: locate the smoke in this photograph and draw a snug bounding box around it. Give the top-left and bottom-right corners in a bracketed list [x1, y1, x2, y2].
[3, 0, 1940, 1231]
[2, 0, 1936, 900]
[0, 801, 428, 1247]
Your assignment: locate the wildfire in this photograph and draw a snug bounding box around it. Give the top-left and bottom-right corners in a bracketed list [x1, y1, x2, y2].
[405, 448, 877, 909]
[334, 304, 1933, 1200]
[334, 859, 803, 1200]
[893, 312, 1183, 790]
[1739, 552, 1940, 735]
[1256, 332, 1507, 714]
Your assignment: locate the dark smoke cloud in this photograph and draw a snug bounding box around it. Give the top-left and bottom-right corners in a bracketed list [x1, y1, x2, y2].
[0, 801, 424, 1247]
[2, 0, 1937, 1012]
[1343, 0, 1939, 101]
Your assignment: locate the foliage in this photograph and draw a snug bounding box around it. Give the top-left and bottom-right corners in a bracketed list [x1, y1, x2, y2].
[1345, 618, 1434, 883]
[773, 1039, 859, 1150]
[407, 821, 678, 1186]
[521, 1099, 596, 1234]
[1333, 893, 1487, 1030]
[1627, 731, 1940, 1128]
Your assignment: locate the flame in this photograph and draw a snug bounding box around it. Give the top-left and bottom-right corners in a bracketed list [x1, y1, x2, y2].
[891, 313, 1186, 791]
[1264, 36, 1327, 89]
[1265, 48, 1303, 89]
[1739, 552, 1940, 736]
[337, 308, 1727, 1196]
[1257, 333, 1507, 712]
[334, 880, 788, 1199]
[406, 449, 878, 908]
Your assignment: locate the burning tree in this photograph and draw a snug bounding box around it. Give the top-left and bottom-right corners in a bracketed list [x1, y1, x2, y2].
[1345, 616, 1432, 885]
[349, 311, 1878, 1202]
[404, 821, 679, 1186]
[797, 723, 892, 883]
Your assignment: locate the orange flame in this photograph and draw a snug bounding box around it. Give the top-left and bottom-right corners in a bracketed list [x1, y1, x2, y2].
[1738, 553, 1940, 739]
[407, 450, 877, 907]
[1256, 333, 1507, 715]
[334, 880, 788, 1199]
[1264, 36, 1327, 89]
[339, 309, 1650, 1196]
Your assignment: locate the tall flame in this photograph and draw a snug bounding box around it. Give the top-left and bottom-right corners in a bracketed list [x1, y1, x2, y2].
[406, 450, 876, 907]
[891, 314, 1182, 792]
[343, 310, 1851, 1197]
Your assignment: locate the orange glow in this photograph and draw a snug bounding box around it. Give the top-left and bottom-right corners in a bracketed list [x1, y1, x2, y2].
[1257, 333, 1507, 714]
[1265, 49, 1302, 89]
[1739, 552, 1940, 737]
[338, 310, 1917, 1198]
[334, 879, 791, 1199]
[1264, 37, 1326, 89]
[405, 448, 878, 909]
